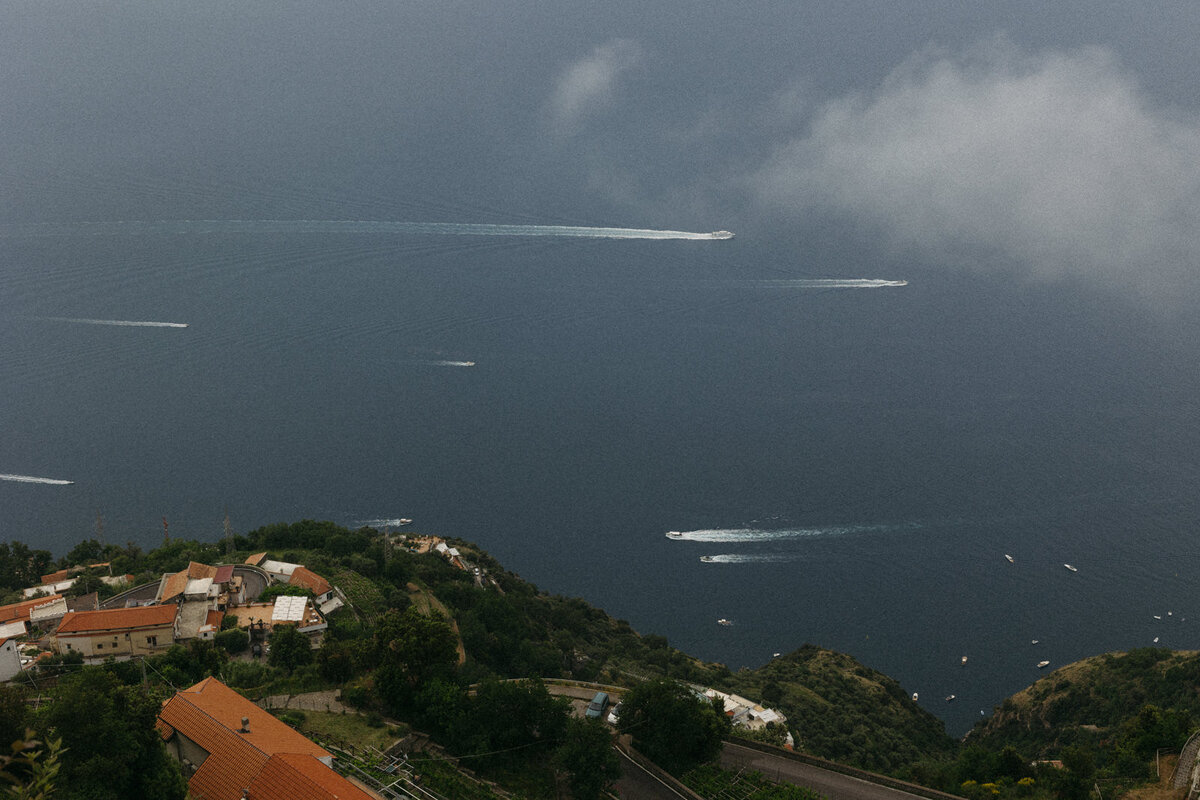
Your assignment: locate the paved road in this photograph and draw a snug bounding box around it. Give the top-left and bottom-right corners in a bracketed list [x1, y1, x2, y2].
[720, 742, 929, 800]
[614, 748, 691, 800]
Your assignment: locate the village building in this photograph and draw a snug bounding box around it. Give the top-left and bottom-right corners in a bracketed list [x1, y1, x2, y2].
[0, 638, 21, 682]
[157, 677, 376, 800]
[52, 604, 179, 661]
[0, 594, 65, 637]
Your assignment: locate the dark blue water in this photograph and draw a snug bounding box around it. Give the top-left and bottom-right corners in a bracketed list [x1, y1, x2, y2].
[4, 213, 1200, 734]
[5, 2, 1200, 737]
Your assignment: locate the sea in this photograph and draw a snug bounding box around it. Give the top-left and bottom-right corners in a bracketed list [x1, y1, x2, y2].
[5, 3, 1200, 737]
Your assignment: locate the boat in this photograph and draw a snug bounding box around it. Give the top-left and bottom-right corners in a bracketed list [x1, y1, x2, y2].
[961, 656, 968, 666]
[1153, 637, 1160, 643]
[1037, 660, 1050, 668]
[1154, 615, 1162, 620]
[710, 230, 735, 239]
[1005, 554, 1014, 563]
[665, 531, 683, 539]
[717, 618, 733, 626]
[912, 692, 919, 701]
[946, 695, 956, 702]
[699, 555, 715, 563]
[1031, 639, 1039, 645]
[1064, 564, 1078, 572]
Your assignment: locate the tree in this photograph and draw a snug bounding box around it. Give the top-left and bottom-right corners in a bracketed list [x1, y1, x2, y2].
[39, 668, 186, 800]
[556, 717, 620, 800]
[618, 678, 729, 774]
[373, 607, 459, 685]
[268, 625, 314, 673]
[0, 729, 63, 800]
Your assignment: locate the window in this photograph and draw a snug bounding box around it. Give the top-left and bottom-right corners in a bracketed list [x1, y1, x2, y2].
[147, 635, 157, 646]
[97, 643, 103, 649]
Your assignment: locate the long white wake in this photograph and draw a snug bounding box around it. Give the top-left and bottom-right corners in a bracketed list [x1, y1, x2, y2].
[740, 279, 907, 288]
[38, 317, 189, 328]
[0, 220, 733, 241]
[401, 359, 476, 367]
[666, 522, 915, 542]
[700, 553, 801, 563]
[0, 473, 74, 485]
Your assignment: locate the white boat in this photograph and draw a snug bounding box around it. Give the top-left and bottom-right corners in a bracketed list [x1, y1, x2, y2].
[699, 555, 715, 563]
[912, 692, 919, 701]
[665, 531, 683, 539]
[1064, 564, 1078, 572]
[710, 230, 735, 239]
[961, 656, 968, 666]
[1037, 660, 1050, 668]
[1005, 554, 1014, 563]
[1153, 637, 1160, 643]
[1154, 615, 1162, 620]
[1031, 639, 1039, 645]
[946, 695, 956, 702]
[717, 618, 733, 626]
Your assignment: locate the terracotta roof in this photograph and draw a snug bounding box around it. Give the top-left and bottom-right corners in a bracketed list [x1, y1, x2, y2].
[288, 566, 332, 597]
[205, 610, 225, 629]
[245, 552, 268, 566]
[158, 678, 339, 800]
[0, 595, 65, 625]
[160, 561, 219, 602]
[56, 604, 177, 635]
[213, 565, 235, 584]
[39, 569, 72, 584]
[249, 752, 375, 800]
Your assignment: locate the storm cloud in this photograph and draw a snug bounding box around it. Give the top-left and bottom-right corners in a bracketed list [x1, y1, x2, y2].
[546, 39, 641, 135]
[755, 40, 1200, 294]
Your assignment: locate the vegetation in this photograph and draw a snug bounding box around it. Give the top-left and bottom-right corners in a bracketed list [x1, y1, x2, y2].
[5, 520, 1199, 800]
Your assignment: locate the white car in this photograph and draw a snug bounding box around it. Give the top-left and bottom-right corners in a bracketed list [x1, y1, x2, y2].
[607, 702, 622, 724]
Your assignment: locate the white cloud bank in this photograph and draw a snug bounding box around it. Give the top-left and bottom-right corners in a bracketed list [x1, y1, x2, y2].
[755, 40, 1200, 293]
[547, 39, 641, 134]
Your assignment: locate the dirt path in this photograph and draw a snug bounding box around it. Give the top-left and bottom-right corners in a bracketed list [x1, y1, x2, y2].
[1123, 754, 1186, 800]
[406, 582, 467, 665]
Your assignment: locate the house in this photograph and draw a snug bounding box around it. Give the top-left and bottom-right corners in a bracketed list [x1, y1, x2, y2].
[0, 594, 65, 636]
[271, 596, 326, 635]
[157, 677, 376, 800]
[28, 596, 69, 632]
[52, 604, 179, 661]
[0, 638, 21, 682]
[287, 566, 333, 605]
[157, 562, 220, 604]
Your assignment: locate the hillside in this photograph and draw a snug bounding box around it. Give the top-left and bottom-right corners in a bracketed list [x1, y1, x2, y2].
[967, 648, 1200, 757]
[720, 644, 957, 772]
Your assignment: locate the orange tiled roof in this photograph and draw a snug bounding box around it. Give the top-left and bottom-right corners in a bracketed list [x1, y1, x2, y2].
[249, 752, 375, 800]
[244, 552, 268, 566]
[205, 610, 225, 629]
[288, 566, 332, 597]
[56, 604, 177, 635]
[158, 678, 337, 800]
[39, 568, 72, 584]
[160, 561, 220, 602]
[0, 595, 65, 624]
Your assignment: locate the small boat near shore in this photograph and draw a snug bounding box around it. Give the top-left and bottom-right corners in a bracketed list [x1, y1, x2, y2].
[912, 692, 919, 701]
[1064, 564, 1078, 572]
[1037, 660, 1050, 668]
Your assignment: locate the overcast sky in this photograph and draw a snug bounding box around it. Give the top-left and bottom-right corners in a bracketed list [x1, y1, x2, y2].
[3, 1, 1199, 299]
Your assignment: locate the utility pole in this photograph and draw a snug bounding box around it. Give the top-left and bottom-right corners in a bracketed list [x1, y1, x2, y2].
[162, 516, 170, 546]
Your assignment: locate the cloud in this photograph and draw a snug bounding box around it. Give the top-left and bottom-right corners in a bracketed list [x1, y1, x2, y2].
[754, 39, 1200, 295]
[547, 39, 641, 134]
